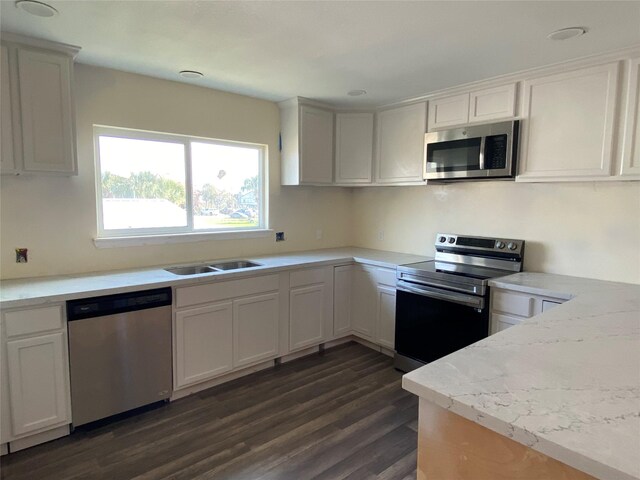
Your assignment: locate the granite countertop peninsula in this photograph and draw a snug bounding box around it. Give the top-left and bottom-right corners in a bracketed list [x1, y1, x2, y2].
[403, 272, 640, 480]
[0, 247, 429, 308]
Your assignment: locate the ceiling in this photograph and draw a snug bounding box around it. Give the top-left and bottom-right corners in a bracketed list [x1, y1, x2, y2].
[1, 1, 639, 107]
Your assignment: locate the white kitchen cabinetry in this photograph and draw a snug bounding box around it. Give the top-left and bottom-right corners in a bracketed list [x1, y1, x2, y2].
[428, 84, 516, 129]
[288, 266, 332, 351]
[0, 37, 79, 176]
[174, 274, 281, 389]
[518, 62, 619, 181]
[375, 102, 427, 184]
[333, 265, 353, 337]
[490, 288, 564, 334]
[375, 284, 396, 349]
[428, 93, 470, 129]
[335, 112, 374, 184]
[620, 57, 640, 177]
[1, 45, 15, 172]
[279, 97, 334, 185]
[0, 305, 71, 450]
[233, 293, 279, 367]
[349, 264, 397, 349]
[174, 302, 233, 388]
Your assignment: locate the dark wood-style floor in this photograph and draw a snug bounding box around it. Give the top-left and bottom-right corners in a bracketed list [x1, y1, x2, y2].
[0, 342, 418, 480]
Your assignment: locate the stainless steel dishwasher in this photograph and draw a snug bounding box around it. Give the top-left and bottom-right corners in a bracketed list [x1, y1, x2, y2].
[67, 287, 172, 426]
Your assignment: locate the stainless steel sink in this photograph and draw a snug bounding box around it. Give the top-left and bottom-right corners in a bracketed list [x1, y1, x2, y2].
[209, 260, 262, 271]
[165, 265, 217, 275]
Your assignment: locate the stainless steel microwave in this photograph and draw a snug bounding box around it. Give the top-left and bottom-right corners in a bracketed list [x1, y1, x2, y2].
[424, 120, 519, 182]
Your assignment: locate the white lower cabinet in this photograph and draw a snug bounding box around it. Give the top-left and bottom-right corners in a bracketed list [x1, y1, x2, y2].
[333, 265, 353, 337]
[351, 266, 376, 339]
[375, 285, 396, 349]
[6, 333, 69, 436]
[233, 292, 279, 367]
[337, 264, 397, 350]
[174, 302, 233, 388]
[174, 275, 281, 389]
[490, 288, 565, 334]
[288, 266, 332, 351]
[1, 305, 71, 450]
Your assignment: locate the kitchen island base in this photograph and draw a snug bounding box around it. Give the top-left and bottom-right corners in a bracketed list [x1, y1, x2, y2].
[417, 399, 596, 480]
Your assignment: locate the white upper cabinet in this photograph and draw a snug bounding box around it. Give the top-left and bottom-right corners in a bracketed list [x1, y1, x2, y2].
[518, 62, 619, 181]
[1, 36, 79, 176]
[469, 83, 517, 124]
[1, 45, 16, 173]
[335, 112, 374, 184]
[279, 98, 334, 185]
[428, 84, 516, 130]
[375, 102, 427, 184]
[428, 93, 469, 129]
[620, 57, 640, 178]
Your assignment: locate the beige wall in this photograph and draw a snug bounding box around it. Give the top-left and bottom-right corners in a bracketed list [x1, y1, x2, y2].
[351, 181, 640, 284]
[2, 64, 639, 284]
[0, 65, 353, 279]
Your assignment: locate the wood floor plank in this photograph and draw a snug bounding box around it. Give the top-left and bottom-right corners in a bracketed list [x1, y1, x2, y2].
[0, 342, 417, 480]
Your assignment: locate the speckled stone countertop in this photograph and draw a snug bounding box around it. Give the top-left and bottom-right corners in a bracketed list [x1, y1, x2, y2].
[0, 247, 430, 309]
[403, 272, 640, 480]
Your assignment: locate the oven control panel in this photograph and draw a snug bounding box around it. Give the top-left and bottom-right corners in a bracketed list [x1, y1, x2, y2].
[435, 233, 524, 255]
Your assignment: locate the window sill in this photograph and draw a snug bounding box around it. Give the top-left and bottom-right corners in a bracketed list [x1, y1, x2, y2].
[94, 229, 274, 249]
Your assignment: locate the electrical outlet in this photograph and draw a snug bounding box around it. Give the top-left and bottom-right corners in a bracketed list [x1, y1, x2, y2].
[15, 248, 28, 263]
[377, 230, 385, 241]
[275, 231, 286, 242]
[316, 229, 323, 240]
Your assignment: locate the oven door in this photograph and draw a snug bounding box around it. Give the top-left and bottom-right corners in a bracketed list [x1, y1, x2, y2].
[394, 280, 490, 372]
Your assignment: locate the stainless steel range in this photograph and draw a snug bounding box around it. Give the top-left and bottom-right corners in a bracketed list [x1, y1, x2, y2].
[394, 233, 525, 372]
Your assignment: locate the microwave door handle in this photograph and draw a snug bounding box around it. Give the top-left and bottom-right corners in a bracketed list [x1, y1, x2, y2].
[479, 136, 486, 170]
[397, 281, 484, 309]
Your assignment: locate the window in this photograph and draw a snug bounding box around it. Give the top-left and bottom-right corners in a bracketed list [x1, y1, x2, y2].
[94, 126, 267, 240]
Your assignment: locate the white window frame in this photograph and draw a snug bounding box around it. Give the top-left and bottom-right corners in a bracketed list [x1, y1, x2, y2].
[93, 125, 269, 246]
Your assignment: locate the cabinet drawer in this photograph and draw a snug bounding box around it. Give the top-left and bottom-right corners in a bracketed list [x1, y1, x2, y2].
[4, 306, 63, 338]
[372, 267, 396, 287]
[491, 312, 524, 334]
[290, 267, 326, 288]
[492, 290, 534, 317]
[176, 274, 279, 308]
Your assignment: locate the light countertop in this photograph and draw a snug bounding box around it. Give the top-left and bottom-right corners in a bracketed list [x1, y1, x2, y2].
[0, 247, 430, 309]
[403, 272, 640, 480]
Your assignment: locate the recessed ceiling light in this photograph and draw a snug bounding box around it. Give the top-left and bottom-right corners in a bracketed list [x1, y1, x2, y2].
[547, 27, 587, 41]
[179, 70, 204, 79]
[347, 89, 367, 97]
[15, 0, 58, 17]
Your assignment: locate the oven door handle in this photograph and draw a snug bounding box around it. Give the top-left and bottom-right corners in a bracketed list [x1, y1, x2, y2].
[396, 281, 484, 309]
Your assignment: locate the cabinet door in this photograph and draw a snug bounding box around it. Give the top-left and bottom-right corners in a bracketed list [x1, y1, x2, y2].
[335, 113, 373, 184]
[375, 102, 427, 184]
[333, 265, 353, 337]
[17, 49, 76, 174]
[6, 332, 69, 436]
[233, 292, 279, 368]
[375, 285, 396, 350]
[1, 45, 16, 173]
[518, 62, 619, 181]
[290, 284, 326, 351]
[469, 83, 517, 123]
[491, 312, 523, 334]
[174, 302, 233, 389]
[351, 266, 376, 339]
[428, 93, 469, 129]
[299, 105, 334, 184]
[620, 57, 640, 177]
